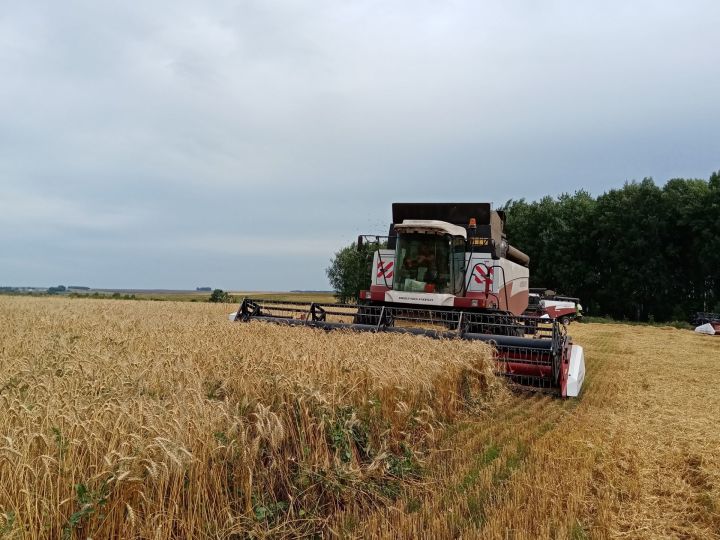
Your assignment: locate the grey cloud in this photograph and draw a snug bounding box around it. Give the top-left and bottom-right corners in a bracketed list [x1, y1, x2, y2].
[1, 0, 719, 289]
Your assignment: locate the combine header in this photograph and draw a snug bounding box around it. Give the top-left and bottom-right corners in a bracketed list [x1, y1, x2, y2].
[232, 203, 585, 397]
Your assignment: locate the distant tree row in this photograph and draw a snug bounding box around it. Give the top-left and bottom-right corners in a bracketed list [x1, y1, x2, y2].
[324, 172, 719, 321]
[503, 172, 720, 321]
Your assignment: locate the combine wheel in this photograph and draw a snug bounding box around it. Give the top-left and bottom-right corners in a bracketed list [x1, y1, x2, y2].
[353, 305, 376, 325]
[508, 316, 525, 337]
[560, 316, 570, 326]
[467, 312, 524, 337]
[524, 318, 538, 335]
[495, 313, 524, 337]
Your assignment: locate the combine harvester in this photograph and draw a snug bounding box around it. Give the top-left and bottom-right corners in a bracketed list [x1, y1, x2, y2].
[232, 203, 585, 397]
[692, 312, 720, 335]
[526, 288, 583, 325]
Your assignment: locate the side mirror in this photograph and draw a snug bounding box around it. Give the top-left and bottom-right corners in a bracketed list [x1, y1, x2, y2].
[357, 235, 364, 250]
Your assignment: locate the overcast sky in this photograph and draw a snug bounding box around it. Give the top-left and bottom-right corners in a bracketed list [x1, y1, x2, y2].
[1, 1, 719, 290]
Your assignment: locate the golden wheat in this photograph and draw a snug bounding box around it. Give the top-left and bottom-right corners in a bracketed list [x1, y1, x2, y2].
[2, 297, 718, 539]
[351, 323, 720, 539]
[0, 296, 499, 539]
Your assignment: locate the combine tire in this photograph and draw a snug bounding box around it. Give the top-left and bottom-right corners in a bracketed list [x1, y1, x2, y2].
[353, 306, 376, 325]
[524, 318, 539, 335]
[508, 317, 525, 337]
[468, 312, 524, 337]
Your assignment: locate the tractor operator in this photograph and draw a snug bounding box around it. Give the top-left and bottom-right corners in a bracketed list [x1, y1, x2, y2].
[400, 244, 439, 286]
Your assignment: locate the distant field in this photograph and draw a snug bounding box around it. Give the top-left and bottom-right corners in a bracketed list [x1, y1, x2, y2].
[1, 296, 718, 538]
[229, 291, 337, 304]
[62, 290, 337, 303]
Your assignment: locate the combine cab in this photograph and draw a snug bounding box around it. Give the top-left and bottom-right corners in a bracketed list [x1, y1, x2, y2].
[232, 203, 585, 397]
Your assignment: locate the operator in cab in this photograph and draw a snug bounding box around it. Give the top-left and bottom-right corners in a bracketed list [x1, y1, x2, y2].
[397, 242, 440, 292]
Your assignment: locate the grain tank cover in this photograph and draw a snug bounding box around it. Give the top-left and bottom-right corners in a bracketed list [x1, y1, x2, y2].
[394, 220, 467, 238]
[392, 202, 503, 249]
[392, 203, 492, 226]
[391, 202, 528, 267]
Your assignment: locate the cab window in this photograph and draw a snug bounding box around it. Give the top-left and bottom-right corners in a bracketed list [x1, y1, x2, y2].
[394, 233, 454, 293]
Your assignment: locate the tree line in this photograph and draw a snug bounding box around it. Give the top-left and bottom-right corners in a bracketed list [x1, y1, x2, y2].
[326, 172, 719, 321]
[503, 172, 720, 321]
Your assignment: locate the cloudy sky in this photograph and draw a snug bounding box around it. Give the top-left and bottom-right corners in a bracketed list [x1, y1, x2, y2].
[1, 1, 719, 290]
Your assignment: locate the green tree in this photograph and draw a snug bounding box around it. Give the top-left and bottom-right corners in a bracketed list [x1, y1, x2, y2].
[504, 172, 720, 321]
[326, 241, 378, 303]
[592, 178, 669, 320]
[209, 289, 233, 303]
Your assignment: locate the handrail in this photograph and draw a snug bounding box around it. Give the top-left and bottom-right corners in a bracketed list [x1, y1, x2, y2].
[358, 235, 392, 290]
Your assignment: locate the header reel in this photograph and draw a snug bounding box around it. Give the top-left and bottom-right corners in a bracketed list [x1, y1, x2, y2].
[232, 298, 584, 397]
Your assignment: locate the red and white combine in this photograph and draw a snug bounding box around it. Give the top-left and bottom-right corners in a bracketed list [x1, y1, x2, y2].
[233, 203, 585, 397]
[526, 289, 583, 325]
[693, 312, 720, 335]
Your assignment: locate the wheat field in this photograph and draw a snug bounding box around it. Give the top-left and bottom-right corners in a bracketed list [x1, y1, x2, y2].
[1, 296, 719, 539]
[0, 297, 499, 539]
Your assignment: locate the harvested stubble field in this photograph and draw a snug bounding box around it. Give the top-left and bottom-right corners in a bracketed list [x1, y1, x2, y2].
[0, 297, 719, 539]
